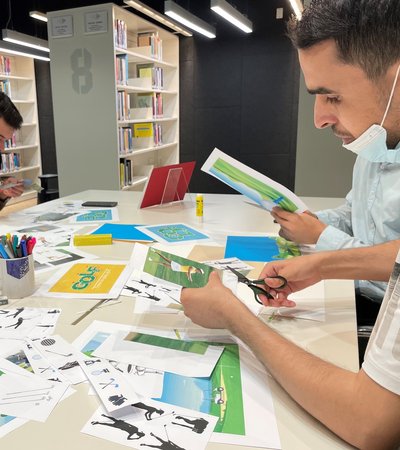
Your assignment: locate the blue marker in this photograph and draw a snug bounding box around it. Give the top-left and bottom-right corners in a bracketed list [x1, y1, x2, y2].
[0, 243, 10, 259]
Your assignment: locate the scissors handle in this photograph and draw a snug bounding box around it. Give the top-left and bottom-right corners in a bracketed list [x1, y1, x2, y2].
[249, 285, 273, 304]
[252, 275, 287, 290]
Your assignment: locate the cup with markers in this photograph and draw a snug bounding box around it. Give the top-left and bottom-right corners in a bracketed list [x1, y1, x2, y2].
[0, 234, 36, 298]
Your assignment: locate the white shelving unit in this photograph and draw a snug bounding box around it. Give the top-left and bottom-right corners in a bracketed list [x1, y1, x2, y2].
[47, 3, 179, 196]
[0, 53, 41, 204]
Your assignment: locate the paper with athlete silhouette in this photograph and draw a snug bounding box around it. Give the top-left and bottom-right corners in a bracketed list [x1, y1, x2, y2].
[0, 357, 68, 422]
[122, 243, 217, 312]
[73, 320, 280, 448]
[81, 403, 217, 450]
[0, 307, 61, 340]
[80, 358, 140, 412]
[93, 329, 224, 378]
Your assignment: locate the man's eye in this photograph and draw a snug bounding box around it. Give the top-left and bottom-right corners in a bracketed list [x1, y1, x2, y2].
[326, 96, 340, 104]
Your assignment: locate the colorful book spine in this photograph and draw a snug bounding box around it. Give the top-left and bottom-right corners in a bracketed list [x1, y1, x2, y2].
[114, 19, 127, 49]
[0, 152, 20, 173]
[0, 56, 11, 75]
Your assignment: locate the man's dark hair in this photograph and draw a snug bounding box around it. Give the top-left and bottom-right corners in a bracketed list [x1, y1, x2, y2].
[287, 0, 400, 80]
[0, 92, 23, 129]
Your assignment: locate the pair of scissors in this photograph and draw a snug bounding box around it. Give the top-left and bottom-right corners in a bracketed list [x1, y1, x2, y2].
[227, 266, 287, 304]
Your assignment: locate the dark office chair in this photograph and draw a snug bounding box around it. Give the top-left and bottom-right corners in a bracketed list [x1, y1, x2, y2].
[38, 174, 59, 204]
[357, 326, 373, 367]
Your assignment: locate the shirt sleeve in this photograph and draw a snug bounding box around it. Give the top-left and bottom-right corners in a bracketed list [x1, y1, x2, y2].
[316, 190, 353, 235]
[315, 225, 369, 251]
[362, 258, 400, 395]
[314, 190, 363, 250]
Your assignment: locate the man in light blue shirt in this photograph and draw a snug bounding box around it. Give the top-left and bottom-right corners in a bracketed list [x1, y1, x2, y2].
[271, 12, 400, 324]
[273, 149, 400, 327]
[317, 155, 400, 302]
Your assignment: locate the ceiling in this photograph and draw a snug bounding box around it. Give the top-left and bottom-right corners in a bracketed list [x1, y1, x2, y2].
[0, 0, 285, 41]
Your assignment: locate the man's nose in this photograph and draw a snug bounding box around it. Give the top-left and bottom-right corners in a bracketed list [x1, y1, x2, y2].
[314, 96, 337, 129]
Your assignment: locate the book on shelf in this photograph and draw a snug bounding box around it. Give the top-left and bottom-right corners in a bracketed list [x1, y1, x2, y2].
[115, 54, 128, 85]
[114, 19, 127, 49]
[0, 79, 11, 97]
[0, 56, 11, 75]
[119, 159, 132, 188]
[133, 122, 152, 138]
[136, 31, 162, 59]
[131, 92, 163, 117]
[136, 63, 164, 89]
[119, 161, 125, 188]
[0, 152, 20, 173]
[118, 127, 133, 155]
[4, 131, 16, 149]
[117, 90, 130, 121]
[137, 31, 153, 47]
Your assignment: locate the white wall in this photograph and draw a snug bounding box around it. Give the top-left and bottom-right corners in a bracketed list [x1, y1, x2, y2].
[295, 72, 356, 197]
[294, 0, 356, 198]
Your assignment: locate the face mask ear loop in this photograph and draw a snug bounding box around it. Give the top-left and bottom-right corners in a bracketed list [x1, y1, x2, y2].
[380, 63, 400, 127]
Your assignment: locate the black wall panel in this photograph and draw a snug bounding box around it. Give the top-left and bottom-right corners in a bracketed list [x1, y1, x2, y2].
[34, 61, 58, 176]
[180, 1, 300, 194]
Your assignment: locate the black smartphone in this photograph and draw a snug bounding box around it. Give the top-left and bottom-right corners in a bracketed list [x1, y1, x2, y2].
[81, 201, 118, 207]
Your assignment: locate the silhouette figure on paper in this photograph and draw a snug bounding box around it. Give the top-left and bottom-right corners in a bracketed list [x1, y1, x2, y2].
[140, 292, 161, 302]
[91, 414, 145, 440]
[172, 416, 208, 434]
[109, 394, 127, 406]
[4, 317, 24, 329]
[132, 402, 164, 420]
[132, 365, 163, 376]
[150, 251, 204, 283]
[123, 285, 141, 295]
[138, 279, 157, 289]
[124, 284, 161, 302]
[140, 431, 185, 450]
[7, 307, 25, 318]
[58, 361, 79, 371]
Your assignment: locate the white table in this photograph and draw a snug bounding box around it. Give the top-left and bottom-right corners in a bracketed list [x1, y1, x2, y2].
[0, 191, 357, 450]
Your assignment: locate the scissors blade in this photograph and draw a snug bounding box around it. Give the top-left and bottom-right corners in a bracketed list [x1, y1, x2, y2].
[226, 266, 250, 283]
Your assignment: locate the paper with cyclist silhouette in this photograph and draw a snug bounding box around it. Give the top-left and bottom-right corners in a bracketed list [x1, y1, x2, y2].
[82, 403, 217, 450]
[122, 244, 217, 311]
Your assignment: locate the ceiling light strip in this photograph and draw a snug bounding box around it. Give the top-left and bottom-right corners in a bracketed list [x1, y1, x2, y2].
[210, 0, 252, 33]
[164, 1, 216, 39]
[2, 29, 49, 53]
[123, 0, 192, 37]
[29, 11, 48, 23]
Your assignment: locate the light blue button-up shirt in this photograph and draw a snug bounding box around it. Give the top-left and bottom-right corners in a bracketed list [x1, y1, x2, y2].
[315, 156, 400, 302]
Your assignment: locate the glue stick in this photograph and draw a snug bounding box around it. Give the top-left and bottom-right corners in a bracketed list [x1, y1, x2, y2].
[196, 194, 204, 222]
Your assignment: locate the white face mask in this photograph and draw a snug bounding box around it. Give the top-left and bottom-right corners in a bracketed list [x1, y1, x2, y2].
[343, 63, 400, 163]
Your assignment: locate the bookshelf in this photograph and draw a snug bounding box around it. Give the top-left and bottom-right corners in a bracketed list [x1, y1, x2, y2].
[47, 3, 179, 196]
[0, 54, 41, 204]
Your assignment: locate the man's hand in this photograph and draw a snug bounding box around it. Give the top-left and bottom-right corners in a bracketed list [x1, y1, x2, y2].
[0, 177, 24, 201]
[258, 254, 324, 302]
[271, 207, 327, 244]
[181, 271, 248, 329]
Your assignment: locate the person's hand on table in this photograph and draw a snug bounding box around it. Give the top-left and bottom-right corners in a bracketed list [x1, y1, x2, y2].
[181, 271, 249, 329]
[271, 207, 327, 244]
[258, 254, 323, 302]
[0, 177, 24, 201]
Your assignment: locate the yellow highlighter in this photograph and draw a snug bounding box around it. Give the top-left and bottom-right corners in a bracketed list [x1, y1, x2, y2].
[73, 234, 112, 246]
